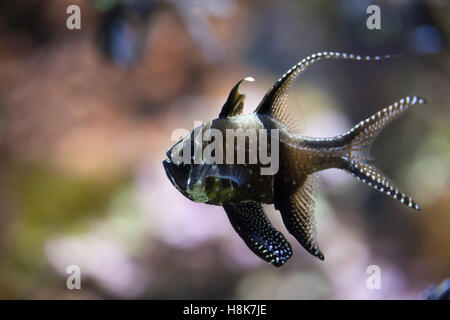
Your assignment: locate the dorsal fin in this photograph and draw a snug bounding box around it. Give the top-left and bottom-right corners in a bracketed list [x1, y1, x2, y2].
[255, 51, 397, 130]
[219, 77, 254, 118]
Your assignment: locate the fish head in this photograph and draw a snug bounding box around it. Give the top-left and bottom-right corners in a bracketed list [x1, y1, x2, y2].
[163, 123, 212, 202]
[163, 132, 194, 197]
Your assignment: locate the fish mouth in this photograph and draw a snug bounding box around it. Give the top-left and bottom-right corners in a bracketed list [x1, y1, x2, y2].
[165, 150, 172, 161]
[163, 159, 178, 187]
[162, 151, 171, 176]
[162, 156, 189, 194]
[162, 157, 174, 177]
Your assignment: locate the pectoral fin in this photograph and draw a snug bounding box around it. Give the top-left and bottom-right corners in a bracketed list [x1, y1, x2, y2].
[224, 201, 292, 267]
[203, 164, 251, 188]
[275, 175, 324, 260]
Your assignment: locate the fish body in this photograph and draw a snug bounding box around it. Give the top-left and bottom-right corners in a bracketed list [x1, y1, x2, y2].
[163, 51, 426, 266]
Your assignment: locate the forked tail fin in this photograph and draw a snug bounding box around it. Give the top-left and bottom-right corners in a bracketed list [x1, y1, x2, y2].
[340, 95, 426, 211]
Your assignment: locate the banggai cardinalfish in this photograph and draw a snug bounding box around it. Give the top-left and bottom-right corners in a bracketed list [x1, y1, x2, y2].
[163, 51, 425, 267]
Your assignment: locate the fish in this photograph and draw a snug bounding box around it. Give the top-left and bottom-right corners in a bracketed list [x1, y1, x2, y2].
[163, 51, 426, 267]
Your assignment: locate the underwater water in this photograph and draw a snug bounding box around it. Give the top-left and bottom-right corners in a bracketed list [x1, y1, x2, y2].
[0, 0, 448, 300]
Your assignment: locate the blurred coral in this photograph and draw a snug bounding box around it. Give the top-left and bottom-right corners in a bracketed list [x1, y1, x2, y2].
[0, 0, 448, 299]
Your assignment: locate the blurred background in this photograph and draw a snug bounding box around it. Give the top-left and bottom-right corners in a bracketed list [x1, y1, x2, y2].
[0, 0, 449, 299]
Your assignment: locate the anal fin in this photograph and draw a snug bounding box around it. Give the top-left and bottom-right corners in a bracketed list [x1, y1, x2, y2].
[275, 175, 324, 260]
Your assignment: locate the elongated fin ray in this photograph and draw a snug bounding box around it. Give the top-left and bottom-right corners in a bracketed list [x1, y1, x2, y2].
[343, 96, 426, 159]
[255, 52, 397, 129]
[302, 96, 426, 153]
[224, 201, 293, 267]
[274, 175, 324, 260]
[344, 160, 420, 211]
[219, 77, 254, 118]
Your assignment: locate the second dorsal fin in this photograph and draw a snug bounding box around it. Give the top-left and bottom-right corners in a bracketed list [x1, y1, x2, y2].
[255, 51, 396, 130]
[219, 77, 254, 118]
